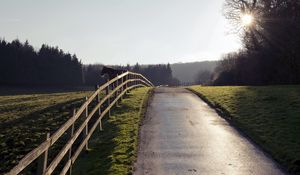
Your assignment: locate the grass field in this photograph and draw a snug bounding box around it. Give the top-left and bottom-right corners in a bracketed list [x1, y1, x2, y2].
[72, 87, 152, 175]
[188, 85, 300, 174]
[0, 90, 92, 173]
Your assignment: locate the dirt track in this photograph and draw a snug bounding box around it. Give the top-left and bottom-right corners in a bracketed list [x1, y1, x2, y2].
[134, 87, 285, 175]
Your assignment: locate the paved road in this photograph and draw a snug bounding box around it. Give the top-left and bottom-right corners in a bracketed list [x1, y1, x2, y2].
[134, 87, 285, 175]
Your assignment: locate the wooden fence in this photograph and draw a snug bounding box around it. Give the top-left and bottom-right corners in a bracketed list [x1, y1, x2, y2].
[7, 71, 153, 175]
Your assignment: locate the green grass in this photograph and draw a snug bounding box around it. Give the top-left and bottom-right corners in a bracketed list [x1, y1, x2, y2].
[188, 85, 300, 174]
[72, 87, 152, 175]
[0, 91, 92, 173]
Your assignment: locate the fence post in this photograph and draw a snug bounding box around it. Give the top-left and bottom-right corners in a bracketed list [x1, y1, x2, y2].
[132, 74, 134, 87]
[127, 74, 132, 87]
[111, 80, 115, 102]
[135, 75, 137, 86]
[127, 75, 131, 87]
[120, 76, 124, 101]
[99, 108, 103, 131]
[68, 109, 76, 175]
[85, 97, 89, 151]
[95, 85, 103, 131]
[95, 85, 100, 102]
[37, 132, 50, 175]
[134, 74, 136, 86]
[129, 74, 132, 88]
[116, 76, 120, 106]
[106, 83, 110, 117]
[96, 85, 101, 114]
[125, 74, 128, 93]
[127, 74, 129, 89]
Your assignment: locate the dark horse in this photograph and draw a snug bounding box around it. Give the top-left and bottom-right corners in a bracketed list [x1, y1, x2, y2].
[101, 66, 127, 80]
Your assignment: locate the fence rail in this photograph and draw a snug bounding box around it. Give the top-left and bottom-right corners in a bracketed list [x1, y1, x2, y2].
[7, 71, 153, 175]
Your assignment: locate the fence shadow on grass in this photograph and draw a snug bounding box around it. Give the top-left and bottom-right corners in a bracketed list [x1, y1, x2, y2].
[0, 97, 86, 174]
[72, 90, 146, 175]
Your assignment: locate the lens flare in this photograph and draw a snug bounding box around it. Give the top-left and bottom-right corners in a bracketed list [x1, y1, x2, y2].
[241, 14, 253, 26]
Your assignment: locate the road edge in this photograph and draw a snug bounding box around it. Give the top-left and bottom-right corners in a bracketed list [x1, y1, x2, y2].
[131, 87, 155, 174]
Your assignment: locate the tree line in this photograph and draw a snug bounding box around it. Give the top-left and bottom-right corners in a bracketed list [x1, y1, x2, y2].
[210, 0, 300, 85]
[83, 63, 180, 86]
[131, 63, 180, 86]
[0, 39, 179, 87]
[0, 39, 83, 86]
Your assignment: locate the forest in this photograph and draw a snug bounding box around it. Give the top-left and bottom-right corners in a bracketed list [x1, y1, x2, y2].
[84, 63, 180, 86]
[0, 39, 83, 86]
[0, 39, 178, 87]
[211, 0, 300, 85]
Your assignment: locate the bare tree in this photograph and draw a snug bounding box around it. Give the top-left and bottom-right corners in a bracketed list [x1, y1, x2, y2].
[218, 0, 300, 85]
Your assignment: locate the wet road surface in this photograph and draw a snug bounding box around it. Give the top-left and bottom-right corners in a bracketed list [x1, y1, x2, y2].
[134, 87, 285, 175]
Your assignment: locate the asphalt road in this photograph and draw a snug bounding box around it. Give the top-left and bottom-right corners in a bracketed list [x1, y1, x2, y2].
[134, 87, 285, 175]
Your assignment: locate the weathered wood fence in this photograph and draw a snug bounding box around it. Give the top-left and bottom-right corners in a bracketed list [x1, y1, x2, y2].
[7, 71, 153, 175]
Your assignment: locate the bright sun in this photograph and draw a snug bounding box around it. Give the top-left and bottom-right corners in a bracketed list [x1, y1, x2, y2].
[241, 14, 253, 26]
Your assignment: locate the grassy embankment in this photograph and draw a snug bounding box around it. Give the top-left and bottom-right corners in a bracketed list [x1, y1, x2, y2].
[188, 85, 300, 174]
[72, 87, 152, 175]
[0, 90, 92, 173]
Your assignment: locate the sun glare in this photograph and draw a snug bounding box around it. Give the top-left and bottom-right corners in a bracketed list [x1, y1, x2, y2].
[241, 14, 253, 26]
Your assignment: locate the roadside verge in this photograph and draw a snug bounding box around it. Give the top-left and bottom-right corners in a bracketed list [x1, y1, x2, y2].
[72, 87, 153, 175]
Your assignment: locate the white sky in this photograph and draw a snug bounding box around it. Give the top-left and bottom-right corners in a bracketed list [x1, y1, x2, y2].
[0, 0, 241, 64]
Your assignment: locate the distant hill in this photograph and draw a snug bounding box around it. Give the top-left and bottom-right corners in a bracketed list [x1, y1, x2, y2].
[170, 61, 218, 83]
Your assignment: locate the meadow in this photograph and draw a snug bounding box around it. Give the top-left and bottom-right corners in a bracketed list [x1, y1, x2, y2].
[0, 87, 152, 174]
[188, 85, 300, 174]
[0, 90, 92, 173]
